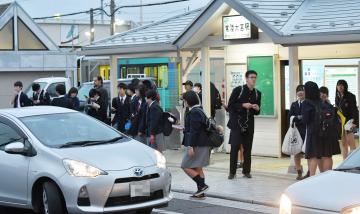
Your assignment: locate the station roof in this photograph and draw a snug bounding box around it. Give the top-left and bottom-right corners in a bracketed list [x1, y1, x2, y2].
[82, 9, 202, 55]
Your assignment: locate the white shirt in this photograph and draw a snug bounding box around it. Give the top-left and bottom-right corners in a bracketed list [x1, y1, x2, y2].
[189, 104, 201, 111]
[119, 95, 126, 104]
[17, 91, 22, 108]
[131, 94, 136, 101]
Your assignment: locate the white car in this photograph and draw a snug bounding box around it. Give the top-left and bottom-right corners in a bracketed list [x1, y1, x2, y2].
[24, 77, 72, 99]
[280, 149, 360, 214]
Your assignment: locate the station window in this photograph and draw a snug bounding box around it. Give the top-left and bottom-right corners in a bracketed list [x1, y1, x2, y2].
[18, 18, 47, 50]
[0, 18, 14, 50]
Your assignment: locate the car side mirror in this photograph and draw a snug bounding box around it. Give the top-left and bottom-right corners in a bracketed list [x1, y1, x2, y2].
[5, 142, 27, 155]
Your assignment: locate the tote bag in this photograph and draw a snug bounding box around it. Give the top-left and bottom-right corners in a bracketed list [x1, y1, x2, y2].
[282, 116, 303, 155]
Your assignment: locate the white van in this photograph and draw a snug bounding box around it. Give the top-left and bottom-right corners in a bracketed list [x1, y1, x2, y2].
[24, 77, 72, 99]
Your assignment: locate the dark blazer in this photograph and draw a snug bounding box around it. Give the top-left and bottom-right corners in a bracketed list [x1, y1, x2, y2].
[289, 100, 306, 140]
[66, 95, 80, 111]
[33, 90, 50, 106]
[138, 99, 147, 134]
[87, 98, 107, 122]
[336, 92, 359, 126]
[183, 106, 209, 147]
[51, 96, 69, 108]
[13, 92, 32, 108]
[95, 85, 109, 115]
[146, 101, 163, 136]
[128, 95, 140, 136]
[227, 85, 262, 130]
[111, 96, 131, 130]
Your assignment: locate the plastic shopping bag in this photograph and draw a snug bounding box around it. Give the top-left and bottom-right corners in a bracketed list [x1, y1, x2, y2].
[282, 116, 303, 155]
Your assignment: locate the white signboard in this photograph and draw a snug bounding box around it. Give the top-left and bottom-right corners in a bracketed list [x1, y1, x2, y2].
[223, 16, 257, 40]
[325, 66, 358, 105]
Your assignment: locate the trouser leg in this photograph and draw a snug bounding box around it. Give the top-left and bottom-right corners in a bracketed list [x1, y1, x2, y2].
[229, 131, 241, 175]
[242, 133, 254, 174]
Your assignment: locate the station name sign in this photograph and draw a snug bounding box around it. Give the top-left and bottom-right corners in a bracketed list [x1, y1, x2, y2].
[223, 15, 259, 40]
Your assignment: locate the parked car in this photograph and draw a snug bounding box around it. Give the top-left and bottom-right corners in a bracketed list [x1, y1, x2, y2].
[24, 77, 72, 99]
[78, 77, 157, 112]
[0, 106, 171, 214]
[279, 149, 360, 214]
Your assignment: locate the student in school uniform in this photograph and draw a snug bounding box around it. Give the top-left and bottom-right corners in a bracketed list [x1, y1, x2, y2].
[66, 87, 80, 111]
[136, 85, 148, 144]
[32, 83, 50, 106]
[12, 81, 32, 108]
[111, 83, 131, 133]
[127, 84, 139, 137]
[51, 84, 69, 108]
[145, 89, 165, 153]
[87, 89, 106, 122]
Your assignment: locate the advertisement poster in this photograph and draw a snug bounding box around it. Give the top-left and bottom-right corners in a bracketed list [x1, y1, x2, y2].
[325, 66, 358, 104]
[226, 64, 246, 101]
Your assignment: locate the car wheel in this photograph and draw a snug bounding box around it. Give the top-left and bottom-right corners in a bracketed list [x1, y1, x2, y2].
[41, 182, 65, 214]
[136, 208, 153, 214]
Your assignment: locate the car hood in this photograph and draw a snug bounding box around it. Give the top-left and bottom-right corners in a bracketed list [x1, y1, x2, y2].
[285, 170, 360, 212]
[52, 139, 157, 171]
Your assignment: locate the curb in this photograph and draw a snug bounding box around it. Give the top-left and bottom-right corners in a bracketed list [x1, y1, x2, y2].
[171, 188, 279, 208]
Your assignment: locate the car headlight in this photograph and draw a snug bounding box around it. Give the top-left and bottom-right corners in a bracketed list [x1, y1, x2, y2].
[342, 206, 360, 214]
[155, 150, 166, 169]
[279, 194, 292, 214]
[63, 159, 107, 178]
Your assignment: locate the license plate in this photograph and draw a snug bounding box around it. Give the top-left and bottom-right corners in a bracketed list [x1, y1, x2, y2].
[130, 181, 150, 197]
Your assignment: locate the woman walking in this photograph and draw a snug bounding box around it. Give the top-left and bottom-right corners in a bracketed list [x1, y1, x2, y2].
[181, 91, 211, 199]
[335, 80, 359, 159]
[66, 87, 80, 111]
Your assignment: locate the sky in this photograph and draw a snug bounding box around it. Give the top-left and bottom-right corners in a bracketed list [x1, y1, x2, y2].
[1, 0, 210, 23]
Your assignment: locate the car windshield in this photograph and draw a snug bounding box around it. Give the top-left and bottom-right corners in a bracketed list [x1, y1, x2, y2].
[24, 82, 47, 98]
[337, 149, 360, 170]
[78, 84, 94, 102]
[20, 113, 122, 148]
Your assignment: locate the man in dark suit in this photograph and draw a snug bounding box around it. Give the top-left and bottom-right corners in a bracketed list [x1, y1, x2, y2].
[51, 84, 69, 108]
[145, 89, 165, 153]
[93, 76, 109, 117]
[127, 84, 139, 137]
[111, 83, 131, 133]
[227, 70, 261, 179]
[32, 83, 50, 106]
[12, 81, 32, 108]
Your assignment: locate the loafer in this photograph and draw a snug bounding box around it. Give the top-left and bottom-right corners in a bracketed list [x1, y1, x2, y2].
[228, 174, 236, 180]
[194, 185, 209, 196]
[243, 173, 252, 179]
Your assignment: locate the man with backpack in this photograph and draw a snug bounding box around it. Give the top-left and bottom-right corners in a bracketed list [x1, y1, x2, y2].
[32, 83, 50, 106]
[227, 70, 261, 179]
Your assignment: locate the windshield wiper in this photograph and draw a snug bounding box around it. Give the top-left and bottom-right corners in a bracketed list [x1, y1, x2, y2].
[336, 167, 360, 171]
[82, 136, 123, 147]
[59, 136, 123, 148]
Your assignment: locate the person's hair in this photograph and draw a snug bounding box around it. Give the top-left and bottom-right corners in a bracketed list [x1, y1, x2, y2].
[183, 91, 200, 107]
[245, 70, 257, 78]
[131, 78, 140, 87]
[145, 89, 158, 101]
[136, 84, 146, 98]
[127, 83, 136, 94]
[305, 81, 320, 101]
[142, 80, 153, 90]
[296, 85, 305, 93]
[14, 81, 23, 88]
[117, 83, 127, 90]
[68, 87, 78, 96]
[319, 86, 329, 96]
[32, 83, 41, 91]
[194, 83, 202, 90]
[96, 76, 103, 85]
[89, 88, 100, 98]
[336, 79, 348, 93]
[55, 84, 66, 95]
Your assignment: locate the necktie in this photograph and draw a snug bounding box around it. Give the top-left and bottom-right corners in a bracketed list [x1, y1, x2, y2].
[120, 98, 123, 105]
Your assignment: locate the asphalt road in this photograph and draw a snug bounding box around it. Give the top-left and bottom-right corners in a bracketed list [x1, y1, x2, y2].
[0, 196, 267, 214]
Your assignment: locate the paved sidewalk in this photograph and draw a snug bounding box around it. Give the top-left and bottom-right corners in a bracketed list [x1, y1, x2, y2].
[165, 149, 344, 207]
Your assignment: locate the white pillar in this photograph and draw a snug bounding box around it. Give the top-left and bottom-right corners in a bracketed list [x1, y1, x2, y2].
[201, 46, 211, 117]
[110, 55, 118, 100]
[288, 46, 301, 174]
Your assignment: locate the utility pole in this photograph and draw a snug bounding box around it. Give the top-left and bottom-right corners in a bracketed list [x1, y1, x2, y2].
[140, 0, 143, 26]
[90, 8, 95, 43]
[110, 0, 115, 35]
[100, 0, 104, 24]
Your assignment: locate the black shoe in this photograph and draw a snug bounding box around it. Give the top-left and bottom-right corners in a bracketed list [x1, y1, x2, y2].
[194, 185, 209, 196]
[302, 171, 310, 180]
[296, 170, 303, 180]
[190, 193, 206, 200]
[243, 173, 252, 179]
[228, 174, 236, 180]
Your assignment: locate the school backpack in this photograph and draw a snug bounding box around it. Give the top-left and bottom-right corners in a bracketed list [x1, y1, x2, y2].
[162, 112, 178, 137]
[192, 107, 224, 148]
[315, 102, 341, 139]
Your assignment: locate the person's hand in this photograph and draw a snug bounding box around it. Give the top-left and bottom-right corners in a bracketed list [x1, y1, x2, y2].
[252, 104, 260, 111]
[221, 99, 228, 108]
[351, 123, 357, 129]
[111, 107, 116, 112]
[242, 103, 252, 109]
[34, 100, 40, 104]
[138, 132, 143, 136]
[150, 135, 156, 145]
[188, 147, 195, 157]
